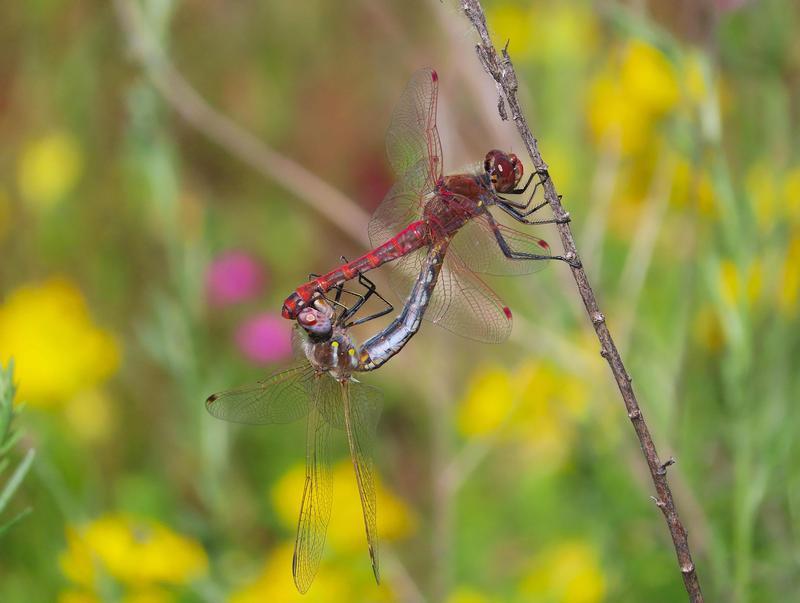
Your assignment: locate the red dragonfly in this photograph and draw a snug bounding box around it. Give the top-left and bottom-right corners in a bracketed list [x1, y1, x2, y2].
[282, 68, 573, 343]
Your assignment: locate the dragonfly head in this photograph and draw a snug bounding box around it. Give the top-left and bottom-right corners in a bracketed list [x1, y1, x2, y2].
[296, 303, 333, 342]
[484, 149, 523, 193]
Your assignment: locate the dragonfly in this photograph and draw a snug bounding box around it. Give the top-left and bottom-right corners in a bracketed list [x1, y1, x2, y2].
[206, 242, 448, 593]
[282, 68, 575, 343]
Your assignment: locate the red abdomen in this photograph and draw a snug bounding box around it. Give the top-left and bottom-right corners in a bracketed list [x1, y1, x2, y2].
[282, 221, 430, 319]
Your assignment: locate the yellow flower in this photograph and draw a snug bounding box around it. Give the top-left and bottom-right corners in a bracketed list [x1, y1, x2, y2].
[587, 40, 678, 154]
[778, 233, 800, 316]
[17, 132, 83, 211]
[0, 278, 120, 408]
[718, 260, 740, 307]
[487, 4, 535, 59]
[620, 41, 679, 117]
[456, 366, 514, 437]
[717, 259, 762, 308]
[272, 460, 416, 554]
[513, 361, 588, 465]
[60, 527, 96, 589]
[457, 361, 590, 468]
[228, 542, 351, 603]
[488, 3, 598, 63]
[518, 540, 606, 603]
[60, 514, 208, 589]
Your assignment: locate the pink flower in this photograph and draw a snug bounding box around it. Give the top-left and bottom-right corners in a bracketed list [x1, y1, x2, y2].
[235, 313, 293, 365]
[206, 251, 265, 307]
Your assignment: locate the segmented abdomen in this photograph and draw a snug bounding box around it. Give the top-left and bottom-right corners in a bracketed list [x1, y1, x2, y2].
[358, 239, 449, 371]
[293, 221, 429, 304]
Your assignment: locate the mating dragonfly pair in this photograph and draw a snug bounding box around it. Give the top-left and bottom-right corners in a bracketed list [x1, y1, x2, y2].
[206, 68, 574, 593]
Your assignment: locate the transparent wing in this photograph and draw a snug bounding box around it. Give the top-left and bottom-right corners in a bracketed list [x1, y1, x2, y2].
[341, 379, 382, 585]
[292, 375, 335, 594]
[449, 213, 553, 276]
[369, 68, 443, 248]
[368, 160, 434, 248]
[385, 68, 442, 183]
[388, 246, 512, 344]
[205, 363, 315, 425]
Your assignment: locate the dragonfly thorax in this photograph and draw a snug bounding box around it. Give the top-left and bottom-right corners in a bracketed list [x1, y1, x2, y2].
[301, 328, 360, 379]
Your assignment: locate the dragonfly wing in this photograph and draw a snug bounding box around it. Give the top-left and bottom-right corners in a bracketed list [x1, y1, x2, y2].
[449, 213, 553, 276]
[370, 68, 443, 248]
[341, 379, 382, 585]
[387, 247, 512, 344]
[385, 68, 442, 184]
[205, 363, 315, 424]
[292, 375, 335, 594]
[368, 160, 432, 249]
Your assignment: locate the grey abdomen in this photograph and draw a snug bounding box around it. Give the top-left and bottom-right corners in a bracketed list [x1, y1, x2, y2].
[359, 240, 449, 371]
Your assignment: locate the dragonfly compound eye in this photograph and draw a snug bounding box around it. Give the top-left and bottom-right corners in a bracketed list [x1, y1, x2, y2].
[508, 153, 523, 185]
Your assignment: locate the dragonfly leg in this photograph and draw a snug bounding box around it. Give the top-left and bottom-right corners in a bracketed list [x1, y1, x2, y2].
[498, 169, 549, 210]
[346, 273, 394, 328]
[507, 172, 534, 196]
[508, 168, 549, 196]
[493, 200, 569, 226]
[338, 273, 394, 328]
[487, 213, 581, 268]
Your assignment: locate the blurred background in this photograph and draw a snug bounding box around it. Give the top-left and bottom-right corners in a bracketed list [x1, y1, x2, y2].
[1, 0, 798, 601]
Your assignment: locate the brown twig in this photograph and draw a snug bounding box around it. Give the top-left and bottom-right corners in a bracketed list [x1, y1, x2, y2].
[112, 0, 370, 247]
[460, 1, 704, 601]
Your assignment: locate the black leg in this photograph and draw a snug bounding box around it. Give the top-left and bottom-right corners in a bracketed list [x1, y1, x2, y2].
[507, 168, 549, 195]
[493, 200, 570, 225]
[486, 212, 580, 268]
[507, 172, 534, 196]
[502, 169, 549, 202]
[336, 272, 394, 328]
[346, 273, 394, 328]
[497, 196, 547, 217]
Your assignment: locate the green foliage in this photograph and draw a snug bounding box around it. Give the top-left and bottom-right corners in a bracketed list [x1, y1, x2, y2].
[0, 362, 35, 538]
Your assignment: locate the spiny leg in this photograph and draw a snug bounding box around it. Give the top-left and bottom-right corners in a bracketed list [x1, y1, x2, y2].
[339, 272, 394, 328]
[499, 169, 549, 209]
[493, 200, 570, 226]
[486, 213, 581, 268]
[346, 273, 394, 328]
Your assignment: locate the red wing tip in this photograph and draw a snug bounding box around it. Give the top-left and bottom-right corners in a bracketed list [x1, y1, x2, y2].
[538, 240, 550, 249]
[503, 306, 513, 319]
[431, 70, 438, 82]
